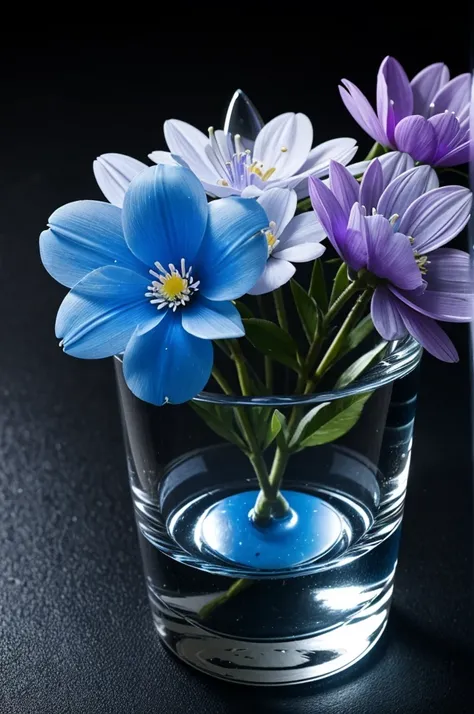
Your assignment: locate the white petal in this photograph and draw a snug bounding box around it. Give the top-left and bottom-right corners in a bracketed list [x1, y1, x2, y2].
[163, 119, 218, 182]
[277, 139, 359, 197]
[275, 242, 325, 262]
[253, 113, 313, 180]
[276, 212, 326, 251]
[257, 188, 297, 236]
[93, 153, 147, 207]
[148, 150, 179, 166]
[247, 258, 296, 295]
[241, 186, 264, 198]
[201, 180, 240, 198]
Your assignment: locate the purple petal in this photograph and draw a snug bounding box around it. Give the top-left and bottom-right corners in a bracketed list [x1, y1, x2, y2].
[247, 257, 296, 295]
[365, 214, 422, 290]
[377, 57, 413, 137]
[344, 203, 368, 271]
[411, 63, 450, 117]
[371, 286, 406, 340]
[329, 160, 359, 219]
[339, 80, 388, 146]
[308, 176, 348, 258]
[390, 248, 473, 323]
[431, 73, 471, 117]
[394, 115, 437, 163]
[359, 159, 384, 213]
[377, 165, 438, 221]
[434, 140, 471, 167]
[395, 300, 459, 362]
[378, 151, 415, 187]
[429, 112, 462, 163]
[399, 186, 472, 253]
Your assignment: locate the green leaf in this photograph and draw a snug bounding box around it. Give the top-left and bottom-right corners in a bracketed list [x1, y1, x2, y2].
[272, 410, 289, 450]
[261, 409, 287, 451]
[309, 259, 328, 313]
[329, 262, 350, 307]
[190, 402, 248, 452]
[289, 392, 372, 451]
[243, 318, 301, 373]
[339, 314, 375, 359]
[234, 300, 254, 319]
[335, 341, 387, 389]
[290, 279, 321, 344]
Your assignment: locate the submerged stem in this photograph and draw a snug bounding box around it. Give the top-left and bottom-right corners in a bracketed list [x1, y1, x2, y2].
[198, 578, 252, 620]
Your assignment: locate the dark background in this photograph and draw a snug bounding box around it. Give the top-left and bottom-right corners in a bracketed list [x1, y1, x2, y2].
[0, 18, 472, 714]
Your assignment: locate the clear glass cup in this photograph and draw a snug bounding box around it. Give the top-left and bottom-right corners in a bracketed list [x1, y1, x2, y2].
[114, 336, 421, 686]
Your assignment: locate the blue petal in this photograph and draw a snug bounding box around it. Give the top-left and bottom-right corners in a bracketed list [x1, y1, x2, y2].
[196, 197, 268, 301]
[56, 266, 164, 359]
[122, 164, 208, 268]
[40, 201, 147, 288]
[181, 296, 244, 339]
[123, 313, 213, 405]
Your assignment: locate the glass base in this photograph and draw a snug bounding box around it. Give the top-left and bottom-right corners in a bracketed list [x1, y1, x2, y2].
[149, 578, 392, 686]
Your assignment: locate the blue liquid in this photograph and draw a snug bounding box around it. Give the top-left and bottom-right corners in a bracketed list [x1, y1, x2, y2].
[198, 490, 345, 569]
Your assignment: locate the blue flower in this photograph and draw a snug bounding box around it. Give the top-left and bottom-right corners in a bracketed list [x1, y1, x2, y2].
[40, 164, 268, 405]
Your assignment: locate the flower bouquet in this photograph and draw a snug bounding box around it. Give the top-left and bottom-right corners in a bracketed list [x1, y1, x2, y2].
[40, 57, 472, 685]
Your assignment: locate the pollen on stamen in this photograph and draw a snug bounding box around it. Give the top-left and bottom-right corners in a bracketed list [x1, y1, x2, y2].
[146, 258, 199, 311]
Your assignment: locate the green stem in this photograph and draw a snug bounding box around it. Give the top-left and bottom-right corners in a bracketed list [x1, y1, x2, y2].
[308, 289, 371, 390]
[212, 365, 273, 510]
[438, 167, 469, 180]
[364, 141, 388, 161]
[198, 578, 252, 620]
[257, 296, 273, 391]
[269, 283, 370, 493]
[211, 365, 234, 394]
[273, 287, 289, 332]
[225, 343, 288, 521]
[295, 196, 312, 214]
[325, 280, 361, 324]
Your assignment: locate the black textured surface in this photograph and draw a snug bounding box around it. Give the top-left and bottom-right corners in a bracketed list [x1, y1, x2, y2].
[0, 25, 472, 714]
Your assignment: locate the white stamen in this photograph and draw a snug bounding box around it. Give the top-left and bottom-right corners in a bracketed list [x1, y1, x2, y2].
[145, 258, 199, 311]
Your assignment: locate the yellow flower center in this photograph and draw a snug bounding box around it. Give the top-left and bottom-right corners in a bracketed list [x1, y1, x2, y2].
[145, 259, 200, 312]
[249, 161, 277, 182]
[161, 274, 188, 299]
[265, 221, 279, 256]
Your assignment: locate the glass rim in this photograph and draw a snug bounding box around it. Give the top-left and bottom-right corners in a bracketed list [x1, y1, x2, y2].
[193, 336, 422, 407]
[113, 336, 422, 408]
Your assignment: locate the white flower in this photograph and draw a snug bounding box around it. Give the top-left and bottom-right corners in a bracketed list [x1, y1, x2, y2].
[149, 90, 361, 199]
[93, 91, 367, 206]
[248, 188, 326, 295]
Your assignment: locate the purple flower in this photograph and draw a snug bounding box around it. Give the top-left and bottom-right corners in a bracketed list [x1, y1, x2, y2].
[309, 159, 473, 361]
[247, 188, 326, 295]
[340, 56, 471, 167]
